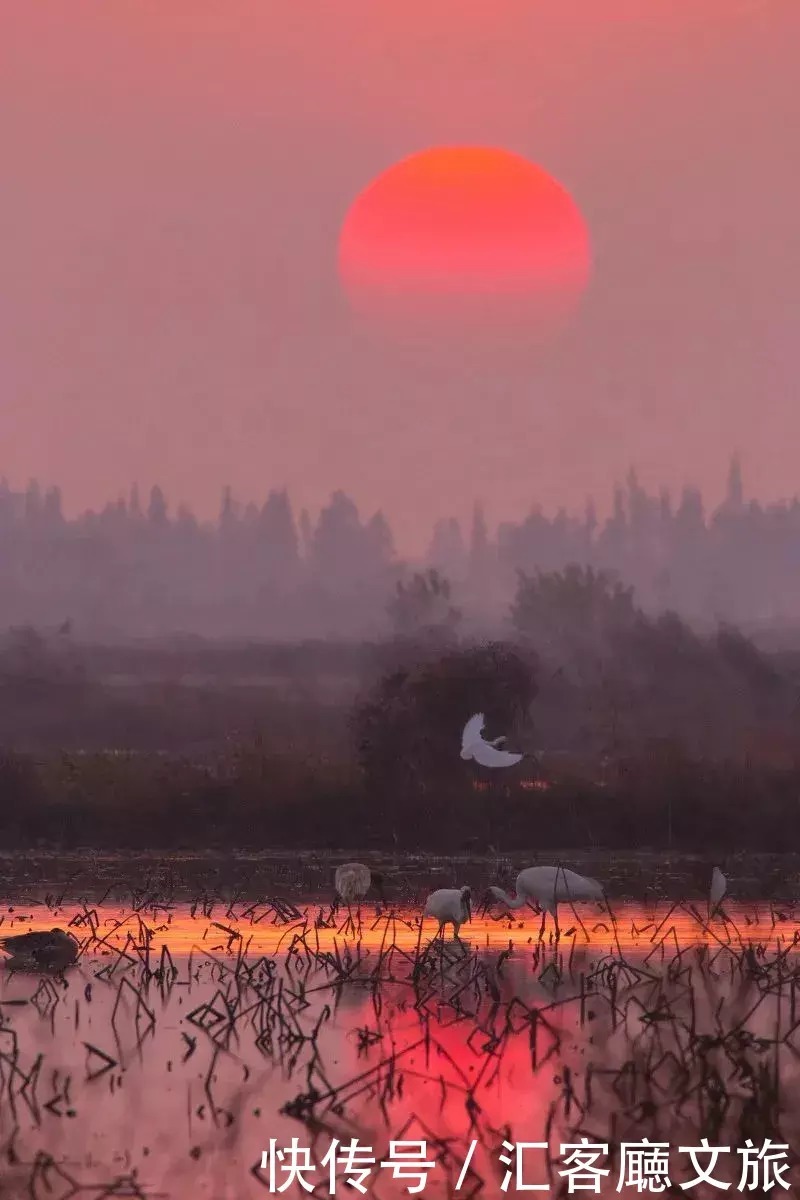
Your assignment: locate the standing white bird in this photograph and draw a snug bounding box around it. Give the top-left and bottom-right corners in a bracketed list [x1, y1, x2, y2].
[709, 866, 727, 919]
[334, 863, 385, 911]
[423, 886, 472, 940]
[488, 865, 605, 940]
[460, 713, 524, 769]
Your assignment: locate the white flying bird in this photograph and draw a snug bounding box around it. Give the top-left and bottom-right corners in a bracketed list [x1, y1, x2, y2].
[460, 712, 524, 769]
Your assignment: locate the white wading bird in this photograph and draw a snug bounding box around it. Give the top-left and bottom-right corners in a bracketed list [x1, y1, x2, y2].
[334, 863, 385, 912]
[460, 712, 524, 769]
[0, 928, 79, 972]
[709, 866, 727, 919]
[488, 865, 605, 941]
[424, 886, 472, 940]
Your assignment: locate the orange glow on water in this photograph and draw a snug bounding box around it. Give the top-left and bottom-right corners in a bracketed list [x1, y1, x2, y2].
[4, 901, 800, 961]
[3, 897, 800, 1197]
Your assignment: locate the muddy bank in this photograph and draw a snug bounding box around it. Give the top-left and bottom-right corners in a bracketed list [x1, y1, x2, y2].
[0, 848, 798, 904]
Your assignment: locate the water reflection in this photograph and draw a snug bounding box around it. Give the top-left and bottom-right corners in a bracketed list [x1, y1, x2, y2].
[1, 900, 800, 1197]
[3, 898, 800, 957]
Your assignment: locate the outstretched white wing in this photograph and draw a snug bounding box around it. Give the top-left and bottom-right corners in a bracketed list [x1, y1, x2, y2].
[461, 712, 485, 754]
[471, 742, 524, 769]
[709, 868, 727, 908]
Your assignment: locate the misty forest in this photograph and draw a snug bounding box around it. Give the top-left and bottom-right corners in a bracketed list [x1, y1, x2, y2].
[1, 457, 799, 641]
[2, 456, 800, 857]
[7, 6, 800, 1195]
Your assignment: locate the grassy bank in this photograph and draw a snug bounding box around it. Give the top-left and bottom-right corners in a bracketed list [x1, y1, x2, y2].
[0, 846, 797, 907]
[3, 612, 800, 857]
[0, 744, 798, 855]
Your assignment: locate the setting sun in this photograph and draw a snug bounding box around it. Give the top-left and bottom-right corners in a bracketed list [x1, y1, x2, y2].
[338, 145, 591, 338]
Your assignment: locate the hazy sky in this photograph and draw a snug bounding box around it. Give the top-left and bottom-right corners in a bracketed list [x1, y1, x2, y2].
[2, 1, 798, 553]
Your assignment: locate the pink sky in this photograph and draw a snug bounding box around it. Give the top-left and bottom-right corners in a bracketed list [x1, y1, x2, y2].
[1, 0, 798, 553]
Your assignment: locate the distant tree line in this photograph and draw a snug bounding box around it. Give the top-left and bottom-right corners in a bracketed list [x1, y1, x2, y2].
[2, 455, 800, 638]
[352, 563, 800, 829]
[1, 556, 800, 852]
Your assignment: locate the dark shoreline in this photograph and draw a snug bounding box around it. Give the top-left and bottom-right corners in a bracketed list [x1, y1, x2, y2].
[0, 848, 797, 904]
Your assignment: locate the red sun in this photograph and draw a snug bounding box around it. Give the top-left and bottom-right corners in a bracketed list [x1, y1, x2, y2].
[338, 145, 591, 346]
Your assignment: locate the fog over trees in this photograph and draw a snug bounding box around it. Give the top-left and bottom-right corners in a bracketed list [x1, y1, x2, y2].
[1, 456, 799, 642]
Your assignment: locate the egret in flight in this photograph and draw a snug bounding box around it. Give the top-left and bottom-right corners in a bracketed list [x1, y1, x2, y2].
[460, 713, 524, 769]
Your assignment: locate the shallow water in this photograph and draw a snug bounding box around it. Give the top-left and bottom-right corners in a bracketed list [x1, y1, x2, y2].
[2, 848, 800, 906]
[3, 895, 800, 957]
[2, 898, 800, 1197]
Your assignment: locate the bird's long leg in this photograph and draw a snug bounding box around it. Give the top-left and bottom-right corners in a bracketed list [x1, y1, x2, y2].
[538, 908, 547, 943]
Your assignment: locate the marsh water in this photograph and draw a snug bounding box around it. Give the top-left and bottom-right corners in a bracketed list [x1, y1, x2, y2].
[3, 854, 800, 1197]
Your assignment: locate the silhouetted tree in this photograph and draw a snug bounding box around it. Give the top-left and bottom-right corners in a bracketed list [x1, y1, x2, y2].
[715, 622, 783, 710]
[298, 508, 313, 560]
[129, 483, 142, 520]
[311, 492, 363, 579]
[219, 485, 238, 537]
[42, 486, 64, 526]
[0, 454, 799, 638]
[0, 626, 48, 683]
[364, 511, 394, 567]
[428, 517, 466, 580]
[24, 480, 43, 523]
[726, 454, 744, 511]
[0, 624, 86, 691]
[349, 640, 539, 824]
[387, 569, 462, 641]
[511, 564, 638, 659]
[259, 489, 299, 572]
[147, 485, 168, 527]
[468, 503, 490, 576]
[176, 503, 199, 533]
